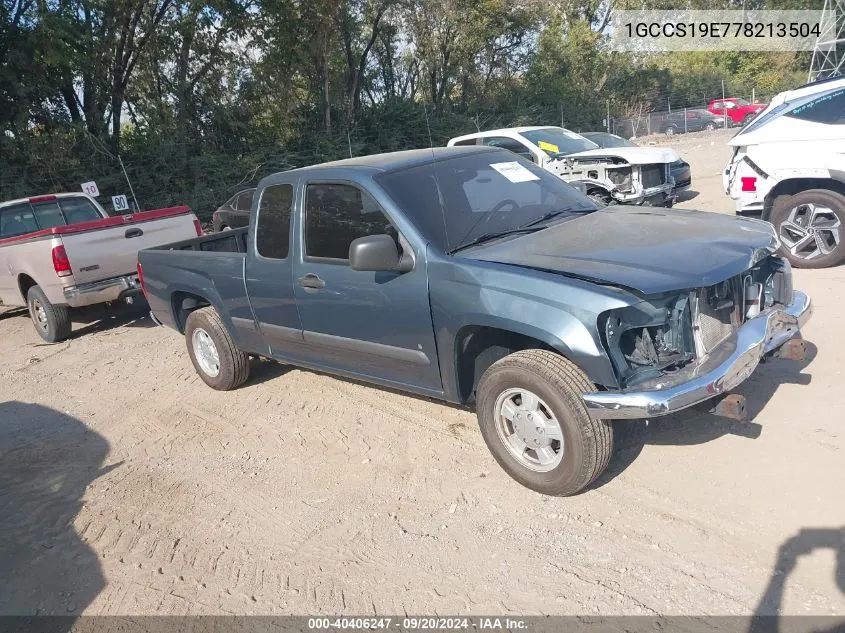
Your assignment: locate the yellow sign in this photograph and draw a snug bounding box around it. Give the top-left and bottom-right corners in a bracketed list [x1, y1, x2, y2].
[537, 140, 559, 153]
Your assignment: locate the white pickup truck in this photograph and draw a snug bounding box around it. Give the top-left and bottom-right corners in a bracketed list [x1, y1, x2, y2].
[0, 192, 202, 342]
[448, 126, 678, 207]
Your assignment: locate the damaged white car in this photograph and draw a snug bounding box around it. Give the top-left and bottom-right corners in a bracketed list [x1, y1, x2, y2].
[447, 126, 678, 207]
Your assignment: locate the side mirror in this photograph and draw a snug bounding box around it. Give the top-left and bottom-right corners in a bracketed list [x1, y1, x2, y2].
[349, 234, 413, 273]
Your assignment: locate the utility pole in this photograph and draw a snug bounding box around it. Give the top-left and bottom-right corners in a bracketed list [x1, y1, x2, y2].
[560, 103, 565, 128]
[722, 79, 727, 128]
[606, 100, 610, 133]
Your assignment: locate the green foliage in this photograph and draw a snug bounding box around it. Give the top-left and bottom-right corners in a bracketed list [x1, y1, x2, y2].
[0, 0, 815, 217]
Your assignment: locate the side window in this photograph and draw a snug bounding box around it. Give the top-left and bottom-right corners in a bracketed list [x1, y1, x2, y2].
[59, 197, 101, 224]
[236, 190, 254, 212]
[31, 201, 67, 229]
[480, 136, 536, 162]
[0, 203, 38, 238]
[452, 139, 478, 146]
[305, 183, 394, 261]
[787, 89, 845, 124]
[256, 184, 293, 259]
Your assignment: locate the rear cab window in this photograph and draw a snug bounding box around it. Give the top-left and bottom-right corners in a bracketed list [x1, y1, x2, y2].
[256, 184, 294, 259]
[0, 195, 103, 240]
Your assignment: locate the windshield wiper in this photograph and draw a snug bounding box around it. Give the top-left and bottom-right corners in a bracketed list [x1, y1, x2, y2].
[449, 226, 545, 254]
[518, 207, 592, 229]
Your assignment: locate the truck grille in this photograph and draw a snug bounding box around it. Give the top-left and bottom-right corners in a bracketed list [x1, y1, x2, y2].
[641, 164, 666, 188]
[694, 283, 737, 355]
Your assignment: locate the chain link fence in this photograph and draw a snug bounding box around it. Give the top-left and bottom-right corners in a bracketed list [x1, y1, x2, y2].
[604, 94, 776, 139]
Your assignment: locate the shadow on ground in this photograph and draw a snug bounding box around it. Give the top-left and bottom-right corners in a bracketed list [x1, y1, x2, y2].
[675, 189, 700, 203]
[70, 301, 154, 338]
[0, 401, 117, 616]
[590, 341, 817, 491]
[749, 527, 845, 633]
[2, 301, 153, 340]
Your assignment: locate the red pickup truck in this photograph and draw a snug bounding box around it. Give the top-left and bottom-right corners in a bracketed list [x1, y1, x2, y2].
[708, 98, 767, 127]
[0, 192, 202, 342]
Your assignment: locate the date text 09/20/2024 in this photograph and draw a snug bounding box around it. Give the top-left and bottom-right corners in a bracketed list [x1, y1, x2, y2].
[307, 618, 528, 630]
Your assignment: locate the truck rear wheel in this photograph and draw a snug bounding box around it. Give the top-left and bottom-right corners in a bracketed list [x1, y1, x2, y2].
[27, 285, 72, 343]
[185, 307, 250, 390]
[770, 189, 845, 269]
[475, 349, 613, 496]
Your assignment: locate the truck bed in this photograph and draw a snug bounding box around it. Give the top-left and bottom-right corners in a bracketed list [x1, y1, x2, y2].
[148, 227, 248, 253]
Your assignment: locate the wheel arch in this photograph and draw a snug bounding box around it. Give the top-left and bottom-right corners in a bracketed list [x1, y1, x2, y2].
[763, 177, 845, 221]
[450, 320, 612, 406]
[17, 273, 38, 303]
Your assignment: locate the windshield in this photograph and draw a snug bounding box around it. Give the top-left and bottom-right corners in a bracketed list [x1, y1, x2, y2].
[583, 133, 636, 148]
[375, 149, 597, 253]
[519, 127, 599, 157]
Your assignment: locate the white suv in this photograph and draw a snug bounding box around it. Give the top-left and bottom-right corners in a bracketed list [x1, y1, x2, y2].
[724, 76, 845, 268]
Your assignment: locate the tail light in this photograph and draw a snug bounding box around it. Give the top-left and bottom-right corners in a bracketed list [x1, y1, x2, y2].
[741, 177, 757, 192]
[193, 218, 203, 236]
[137, 261, 147, 298]
[52, 245, 72, 277]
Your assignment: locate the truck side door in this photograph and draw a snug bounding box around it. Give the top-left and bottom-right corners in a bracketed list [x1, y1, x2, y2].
[290, 178, 443, 395]
[243, 181, 306, 358]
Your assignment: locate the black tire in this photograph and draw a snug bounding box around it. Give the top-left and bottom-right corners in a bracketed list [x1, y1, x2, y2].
[185, 306, 250, 390]
[704, 122, 717, 131]
[770, 188, 845, 269]
[664, 126, 676, 136]
[587, 190, 611, 208]
[742, 113, 756, 126]
[26, 285, 72, 343]
[475, 349, 613, 496]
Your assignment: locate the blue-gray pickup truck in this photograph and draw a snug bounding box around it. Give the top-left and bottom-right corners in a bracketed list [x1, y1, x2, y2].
[137, 146, 812, 496]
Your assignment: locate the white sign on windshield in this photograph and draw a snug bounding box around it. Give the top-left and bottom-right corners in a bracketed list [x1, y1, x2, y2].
[490, 161, 540, 183]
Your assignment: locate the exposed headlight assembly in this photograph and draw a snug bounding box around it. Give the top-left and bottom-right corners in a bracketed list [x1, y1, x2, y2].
[601, 294, 696, 387]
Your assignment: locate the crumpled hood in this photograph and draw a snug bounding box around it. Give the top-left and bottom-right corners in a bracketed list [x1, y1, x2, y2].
[566, 146, 678, 165]
[462, 206, 779, 295]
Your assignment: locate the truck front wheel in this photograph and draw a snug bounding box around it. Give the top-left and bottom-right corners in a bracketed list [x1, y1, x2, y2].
[475, 349, 613, 496]
[770, 189, 845, 269]
[185, 307, 250, 390]
[27, 285, 72, 343]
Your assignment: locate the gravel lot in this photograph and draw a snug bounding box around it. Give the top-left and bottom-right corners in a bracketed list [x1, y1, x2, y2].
[1, 130, 843, 618]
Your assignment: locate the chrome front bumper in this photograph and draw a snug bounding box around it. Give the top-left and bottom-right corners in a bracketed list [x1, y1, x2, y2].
[63, 274, 141, 308]
[583, 290, 812, 420]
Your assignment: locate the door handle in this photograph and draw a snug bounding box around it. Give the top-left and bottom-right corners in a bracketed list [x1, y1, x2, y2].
[125, 228, 144, 239]
[297, 273, 325, 289]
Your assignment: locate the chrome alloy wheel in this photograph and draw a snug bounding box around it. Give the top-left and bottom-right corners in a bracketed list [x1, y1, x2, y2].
[493, 388, 564, 472]
[192, 327, 221, 377]
[779, 203, 841, 261]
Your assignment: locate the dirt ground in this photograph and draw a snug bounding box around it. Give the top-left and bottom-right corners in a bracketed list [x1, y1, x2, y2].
[1, 130, 844, 618]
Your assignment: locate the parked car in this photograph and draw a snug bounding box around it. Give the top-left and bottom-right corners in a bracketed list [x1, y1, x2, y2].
[0, 192, 202, 342]
[447, 126, 677, 207]
[138, 147, 811, 496]
[709, 98, 767, 127]
[724, 76, 845, 268]
[657, 109, 725, 136]
[581, 132, 691, 191]
[212, 188, 255, 232]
